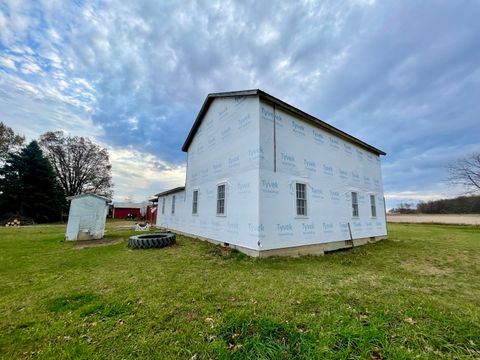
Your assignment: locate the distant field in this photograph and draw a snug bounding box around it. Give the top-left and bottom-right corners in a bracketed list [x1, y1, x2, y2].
[0, 222, 479, 359]
[387, 214, 480, 225]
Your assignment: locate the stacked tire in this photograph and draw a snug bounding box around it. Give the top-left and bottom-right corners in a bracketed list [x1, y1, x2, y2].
[128, 233, 176, 249]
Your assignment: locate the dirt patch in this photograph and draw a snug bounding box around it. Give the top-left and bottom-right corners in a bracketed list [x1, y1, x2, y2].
[73, 237, 124, 249]
[401, 261, 453, 276]
[387, 214, 480, 225]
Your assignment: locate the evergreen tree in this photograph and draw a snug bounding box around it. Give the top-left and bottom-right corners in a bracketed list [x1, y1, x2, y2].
[0, 141, 65, 223]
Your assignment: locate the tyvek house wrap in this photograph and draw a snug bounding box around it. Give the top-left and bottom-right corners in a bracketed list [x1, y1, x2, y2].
[156, 92, 387, 254]
[157, 96, 261, 250]
[258, 101, 386, 250]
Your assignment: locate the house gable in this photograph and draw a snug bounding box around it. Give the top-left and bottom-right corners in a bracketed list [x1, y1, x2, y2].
[182, 89, 385, 156]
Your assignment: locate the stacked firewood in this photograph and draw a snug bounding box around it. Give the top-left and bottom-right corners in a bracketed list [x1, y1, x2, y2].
[5, 218, 21, 227]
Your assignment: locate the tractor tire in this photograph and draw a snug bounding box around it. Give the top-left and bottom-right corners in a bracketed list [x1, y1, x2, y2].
[128, 233, 176, 249]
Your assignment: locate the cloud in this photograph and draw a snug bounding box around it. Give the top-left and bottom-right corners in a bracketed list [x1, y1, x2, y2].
[108, 147, 186, 202]
[0, 0, 479, 203]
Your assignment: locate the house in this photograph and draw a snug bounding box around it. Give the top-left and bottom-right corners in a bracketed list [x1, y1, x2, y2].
[65, 194, 110, 241]
[111, 202, 147, 219]
[156, 89, 387, 257]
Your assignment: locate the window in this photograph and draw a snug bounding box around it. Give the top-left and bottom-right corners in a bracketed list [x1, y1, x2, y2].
[192, 190, 198, 214]
[162, 197, 165, 215]
[216, 184, 226, 215]
[352, 192, 359, 217]
[296, 183, 307, 216]
[370, 194, 377, 217]
[171, 195, 176, 214]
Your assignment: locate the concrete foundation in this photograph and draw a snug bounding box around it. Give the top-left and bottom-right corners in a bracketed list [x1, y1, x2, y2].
[158, 227, 387, 257]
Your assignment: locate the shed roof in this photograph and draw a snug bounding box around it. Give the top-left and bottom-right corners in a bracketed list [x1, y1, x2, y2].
[155, 187, 186, 197]
[181, 89, 386, 156]
[66, 193, 111, 203]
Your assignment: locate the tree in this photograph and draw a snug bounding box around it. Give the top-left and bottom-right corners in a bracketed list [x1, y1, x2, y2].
[447, 152, 480, 194]
[39, 131, 113, 198]
[0, 141, 65, 222]
[389, 202, 416, 214]
[0, 122, 25, 161]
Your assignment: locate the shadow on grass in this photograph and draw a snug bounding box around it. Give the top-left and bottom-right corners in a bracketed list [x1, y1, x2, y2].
[47, 293, 133, 318]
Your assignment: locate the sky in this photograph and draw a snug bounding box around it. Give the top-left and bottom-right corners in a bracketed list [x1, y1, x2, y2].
[0, 0, 479, 209]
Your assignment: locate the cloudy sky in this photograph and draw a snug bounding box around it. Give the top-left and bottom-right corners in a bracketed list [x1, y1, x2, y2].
[0, 0, 479, 209]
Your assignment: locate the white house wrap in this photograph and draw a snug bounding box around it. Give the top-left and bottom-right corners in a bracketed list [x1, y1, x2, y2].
[65, 194, 110, 241]
[156, 90, 387, 257]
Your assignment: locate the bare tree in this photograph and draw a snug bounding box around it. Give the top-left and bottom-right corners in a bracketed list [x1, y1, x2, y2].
[447, 152, 480, 194]
[0, 122, 25, 160]
[39, 131, 113, 198]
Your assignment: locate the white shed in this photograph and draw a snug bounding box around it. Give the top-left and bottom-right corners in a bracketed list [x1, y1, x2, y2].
[156, 89, 387, 257]
[65, 194, 110, 241]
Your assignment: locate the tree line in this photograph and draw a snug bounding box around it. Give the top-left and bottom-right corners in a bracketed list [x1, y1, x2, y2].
[417, 196, 480, 214]
[390, 195, 480, 214]
[0, 123, 113, 223]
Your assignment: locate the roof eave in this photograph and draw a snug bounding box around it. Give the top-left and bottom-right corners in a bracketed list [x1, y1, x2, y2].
[257, 90, 386, 156]
[155, 186, 186, 197]
[181, 89, 260, 152]
[181, 89, 386, 156]
[66, 193, 111, 203]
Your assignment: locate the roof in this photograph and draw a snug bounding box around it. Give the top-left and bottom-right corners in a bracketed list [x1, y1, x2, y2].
[66, 193, 111, 203]
[155, 186, 186, 197]
[113, 202, 148, 209]
[181, 89, 386, 156]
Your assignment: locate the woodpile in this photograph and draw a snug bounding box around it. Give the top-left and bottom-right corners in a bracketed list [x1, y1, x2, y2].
[5, 218, 21, 227]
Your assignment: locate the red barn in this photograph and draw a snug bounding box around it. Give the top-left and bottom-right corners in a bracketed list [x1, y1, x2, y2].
[146, 198, 158, 224]
[112, 202, 147, 219]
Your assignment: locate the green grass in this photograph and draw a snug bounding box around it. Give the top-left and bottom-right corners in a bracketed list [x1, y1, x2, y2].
[0, 222, 479, 359]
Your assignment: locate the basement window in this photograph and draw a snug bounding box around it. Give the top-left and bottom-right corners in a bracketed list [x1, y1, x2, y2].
[352, 192, 359, 217]
[171, 195, 176, 215]
[162, 197, 165, 215]
[296, 183, 307, 216]
[192, 190, 198, 215]
[216, 183, 226, 216]
[370, 194, 377, 218]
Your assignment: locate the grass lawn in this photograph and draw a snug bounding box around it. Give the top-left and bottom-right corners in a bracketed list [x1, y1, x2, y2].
[0, 222, 479, 359]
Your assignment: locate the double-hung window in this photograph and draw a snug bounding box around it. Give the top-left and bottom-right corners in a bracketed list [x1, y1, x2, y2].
[192, 190, 199, 215]
[352, 192, 359, 217]
[296, 183, 307, 216]
[216, 184, 226, 215]
[171, 195, 176, 214]
[162, 197, 165, 215]
[370, 194, 377, 217]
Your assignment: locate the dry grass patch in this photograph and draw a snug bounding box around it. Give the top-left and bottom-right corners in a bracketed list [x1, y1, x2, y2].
[400, 260, 453, 277]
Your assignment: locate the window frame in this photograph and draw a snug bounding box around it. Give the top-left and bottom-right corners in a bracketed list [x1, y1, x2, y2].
[370, 194, 377, 218]
[161, 197, 165, 215]
[192, 189, 199, 215]
[171, 195, 176, 215]
[295, 182, 308, 218]
[216, 183, 226, 216]
[351, 191, 359, 217]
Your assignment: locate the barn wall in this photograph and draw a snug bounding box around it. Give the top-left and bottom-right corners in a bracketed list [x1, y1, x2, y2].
[257, 100, 387, 250]
[146, 206, 157, 223]
[113, 207, 142, 219]
[156, 96, 261, 250]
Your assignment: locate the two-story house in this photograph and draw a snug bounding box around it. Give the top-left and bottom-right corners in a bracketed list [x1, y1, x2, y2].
[156, 89, 387, 257]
